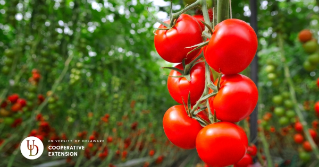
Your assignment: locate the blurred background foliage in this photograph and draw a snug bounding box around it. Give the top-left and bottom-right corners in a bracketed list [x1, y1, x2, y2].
[0, 0, 319, 166]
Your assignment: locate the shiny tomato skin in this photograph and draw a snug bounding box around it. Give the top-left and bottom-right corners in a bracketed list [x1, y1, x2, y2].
[294, 134, 304, 144]
[209, 74, 258, 122]
[154, 14, 203, 63]
[294, 122, 303, 132]
[168, 62, 212, 105]
[315, 101, 319, 117]
[193, 15, 205, 31]
[204, 19, 258, 74]
[234, 154, 253, 167]
[196, 122, 248, 167]
[163, 105, 202, 149]
[247, 144, 257, 156]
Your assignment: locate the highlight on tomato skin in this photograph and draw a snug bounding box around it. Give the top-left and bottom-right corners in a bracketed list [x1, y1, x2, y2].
[204, 19, 258, 75]
[196, 122, 248, 167]
[154, 14, 203, 63]
[163, 105, 203, 149]
[209, 74, 258, 122]
[167, 61, 213, 105]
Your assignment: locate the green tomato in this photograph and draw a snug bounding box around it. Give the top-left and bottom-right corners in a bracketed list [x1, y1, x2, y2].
[279, 117, 289, 125]
[4, 49, 14, 58]
[272, 95, 283, 105]
[265, 65, 275, 73]
[3, 117, 14, 125]
[281, 92, 290, 99]
[284, 100, 293, 109]
[299, 152, 311, 162]
[266, 59, 276, 65]
[4, 58, 13, 66]
[267, 73, 277, 80]
[272, 80, 280, 86]
[2, 66, 10, 74]
[274, 107, 285, 116]
[303, 40, 318, 54]
[290, 117, 296, 123]
[303, 60, 316, 72]
[286, 110, 295, 118]
[308, 53, 319, 65]
[48, 104, 56, 110]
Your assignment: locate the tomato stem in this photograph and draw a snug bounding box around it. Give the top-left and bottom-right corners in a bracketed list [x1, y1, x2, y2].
[170, 0, 201, 27]
[201, 0, 212, 36]
[278, 33, 319, 159]
[217, 0, 230, 24]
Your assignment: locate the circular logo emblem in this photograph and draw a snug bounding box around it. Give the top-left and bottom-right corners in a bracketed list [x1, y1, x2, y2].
[20, 136, 44, 160]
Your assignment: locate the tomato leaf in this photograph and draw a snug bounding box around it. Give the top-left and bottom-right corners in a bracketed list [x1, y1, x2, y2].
[162, 67, 184, 75]
[199, 92, 217, 101]
[193, 107, 207, 115]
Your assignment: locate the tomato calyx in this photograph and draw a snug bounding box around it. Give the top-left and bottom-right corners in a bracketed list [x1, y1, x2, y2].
[164, 55, 203, 81]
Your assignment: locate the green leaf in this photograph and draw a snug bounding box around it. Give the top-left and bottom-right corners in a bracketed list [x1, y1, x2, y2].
[162, 67, 184, 74]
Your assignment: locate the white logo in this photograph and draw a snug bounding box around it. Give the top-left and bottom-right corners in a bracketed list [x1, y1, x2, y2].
[20, 136, 44, 160]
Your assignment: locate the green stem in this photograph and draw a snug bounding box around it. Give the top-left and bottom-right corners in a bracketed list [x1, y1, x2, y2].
[278, 33, 319, 159]
[201, 0, 212, 28]
[170, 0, 201, 27]
[217, 0, 229, 24]
[259, 129, 273, 167]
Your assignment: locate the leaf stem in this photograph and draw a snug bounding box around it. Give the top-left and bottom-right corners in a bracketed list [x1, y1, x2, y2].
[217, 0, 229, 24]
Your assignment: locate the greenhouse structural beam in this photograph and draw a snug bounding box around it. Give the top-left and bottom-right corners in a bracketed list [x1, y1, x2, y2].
[249, 0, 258, 148]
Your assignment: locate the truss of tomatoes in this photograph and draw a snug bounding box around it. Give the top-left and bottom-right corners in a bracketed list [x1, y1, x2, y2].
[154, 13, 258, 167]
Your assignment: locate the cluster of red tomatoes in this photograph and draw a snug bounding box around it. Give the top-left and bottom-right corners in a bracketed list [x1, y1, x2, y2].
[154, 5, 258, 166]
[298, 29, 319, 71]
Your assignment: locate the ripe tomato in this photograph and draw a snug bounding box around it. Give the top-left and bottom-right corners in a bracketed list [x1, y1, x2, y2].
[294, 134, 304, 144]
[315, 101, 319, 117]
[309, 129, 317, 139]
[163, 105, 202, 149]
[167, 62, 212, 105]
[317, 78, 319, 88]
[303, 141, 312, 152]
[298, 29, 312, 43]
[204, 19, 258, 74]
[247, 144, 257, 156]
[193, 15, 205, 31]
[11, 103, 22, 112]
[8, 94, 19, 103]
[234, 154, 253, 167]
[196, 122, 248, 167]
[154, 14, 203, 63]
[294, 122, 303, 132]
[17, 98, 27, 108]
[209, 74, 258, 122]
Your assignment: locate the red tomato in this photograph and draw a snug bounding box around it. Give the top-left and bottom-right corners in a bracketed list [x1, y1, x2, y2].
[315, 101, 319, 117]
[209, 74, 258, 122]
[234, 154, 253, 167]
[163, 105, 202, 149]
[309, 129, 317, 139]
[11, 103, 22, 112]
[17, 98, 27, 108]
[294, 122, 303, 132]
[247, 144, 257, 156]
[8, 94, 19, 103]
[167, 62, 212, 105]
[294, 134, 304, 144]
[317, 78, 319, 88]
[313, 120, 319, 129]
[196, 122, 248, 167]
[204, 19, 258, 74]
[193, 15, 205, 31]
[298, 29, 312, 43]
[303, 141, 312, 152]
[154, 14, 203, 63]
[149, 150, 155, 157]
